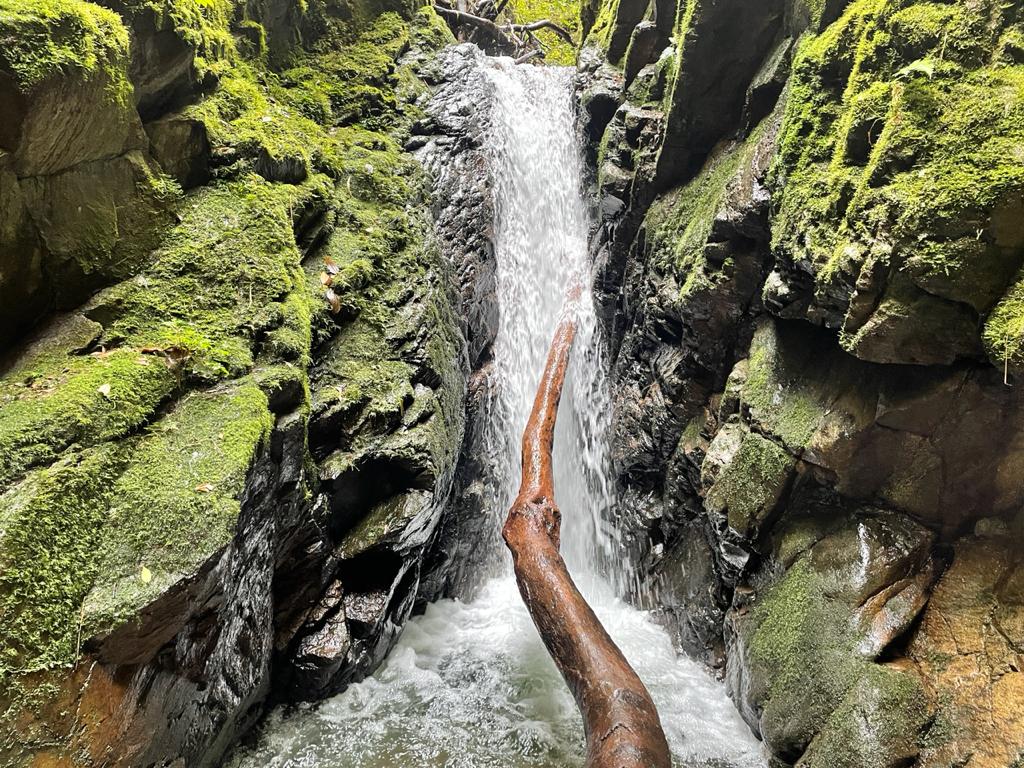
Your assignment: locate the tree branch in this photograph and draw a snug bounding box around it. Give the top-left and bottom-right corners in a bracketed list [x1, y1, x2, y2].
[511, 19, 575, 45]
[502, 285, 672, 768]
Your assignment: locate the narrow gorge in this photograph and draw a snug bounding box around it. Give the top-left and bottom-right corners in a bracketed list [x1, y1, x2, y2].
[0, 0, 1022, 767]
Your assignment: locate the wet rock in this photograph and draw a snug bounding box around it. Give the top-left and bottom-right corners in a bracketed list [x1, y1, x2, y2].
[146, 114, 211, 189]
[414, 45, 506, 602]
[907, 532, 1024, 768]
[726, 510, 937, 761]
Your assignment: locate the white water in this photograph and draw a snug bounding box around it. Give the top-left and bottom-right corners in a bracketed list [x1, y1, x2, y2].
[230, 61, 765, 768]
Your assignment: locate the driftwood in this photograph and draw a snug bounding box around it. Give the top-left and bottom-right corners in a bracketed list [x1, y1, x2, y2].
[502, 289, 672, 768]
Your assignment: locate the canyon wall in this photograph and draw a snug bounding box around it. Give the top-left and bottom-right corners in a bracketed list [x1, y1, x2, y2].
[0, 1, 495, 764]
[579, 0, 1024, 765]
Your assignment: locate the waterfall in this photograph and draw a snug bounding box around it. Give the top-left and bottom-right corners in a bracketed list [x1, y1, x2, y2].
[228, 61, 765, 768]
[477, 61, 619, 593]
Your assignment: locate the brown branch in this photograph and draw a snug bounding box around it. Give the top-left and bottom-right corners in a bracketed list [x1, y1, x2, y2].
[433, 5, 576, 52]
[434, 5, 515, 47]
[514, 48, 545, 65]
[511, 19, 575, 45]
[502, 286, 671, 768]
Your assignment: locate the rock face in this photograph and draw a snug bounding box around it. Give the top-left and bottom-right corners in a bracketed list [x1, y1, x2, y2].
[0, 1, 483, 765]
[412, 44, 506, 602]
[580, 0, 1024, 764]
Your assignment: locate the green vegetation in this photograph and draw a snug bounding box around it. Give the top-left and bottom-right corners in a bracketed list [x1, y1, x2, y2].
[509, 0, 579, 64]
[83, 379, 273, 635]
[0, 0, 131, 97]
[705, 431, 795, 537]
[0, 0, 454, 704]
[749, 557, 870, 754]
[771, 0, 1024, 367]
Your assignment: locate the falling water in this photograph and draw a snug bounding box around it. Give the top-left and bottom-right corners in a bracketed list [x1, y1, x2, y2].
[229, 61, 766, 768]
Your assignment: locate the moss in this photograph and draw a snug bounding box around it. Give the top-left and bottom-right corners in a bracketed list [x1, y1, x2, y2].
[82, 378, 273, 635]
[0, 350, 176, 487]
[984, 270, 1024, 371]
[802, 665, 929, 767]
[0, 445, 130, 676]
[0, 0, 131, 101]
[89, 176, 307, 380]
[742, 334, 823, 450]
[705, 432, 795, 536]
[771, 0, 1024, 360]
[644, 117, 770, 294]
[749, 557, 870, 754]
[508, 0, 579, 65]
[99, 0, 237, 78]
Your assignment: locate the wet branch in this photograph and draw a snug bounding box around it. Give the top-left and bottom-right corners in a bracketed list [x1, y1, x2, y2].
[501, 286, 672, 768]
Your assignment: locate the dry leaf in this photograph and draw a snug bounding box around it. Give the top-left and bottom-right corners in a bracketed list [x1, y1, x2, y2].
[319, 271, 333, 286]
[97, 383, 111, 398]
[140, 566, 153, 584]
[325, 288, 341, 314]
[195, 482, 214, 493]
[324, 256, 340, 276]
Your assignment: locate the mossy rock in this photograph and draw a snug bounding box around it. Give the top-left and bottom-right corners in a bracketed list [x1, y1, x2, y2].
[731, 511, 934, 760]
[770, 0, 1024, 368]
[82, 377, 273, 640]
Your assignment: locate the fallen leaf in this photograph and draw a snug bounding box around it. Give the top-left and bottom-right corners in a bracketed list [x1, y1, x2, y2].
[325, 288, 341, 314]
[140, 566, 152, 584]
[320, 271, 333, 286]
[324, 256, 340, 275]
[195, 483, 214, 493]
[97, 384, 111, 398]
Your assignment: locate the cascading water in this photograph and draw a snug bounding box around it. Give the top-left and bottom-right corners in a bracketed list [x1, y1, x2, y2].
[229, 60, 766, 768]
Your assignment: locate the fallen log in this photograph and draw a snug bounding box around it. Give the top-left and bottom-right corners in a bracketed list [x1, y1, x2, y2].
[502, 287, 672, 768]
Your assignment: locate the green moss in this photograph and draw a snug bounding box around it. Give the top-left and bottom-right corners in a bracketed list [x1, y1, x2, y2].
[99, 0, 236, 78]
[742, 334, 823, 450]
[645, 117, 770, 295]
[508, 0, 579, 65]
[82, 378, 273, 635]
[706, 432, 795, 536]
[0, 350, 176, 487]
[90, 176, 306, 379]
[984, 270, 1024, 371]
[750, 557, 870, 753]
[772, 0, 1024, 361]
[802, 665, 929, 767]
[0, 0, 131, 100]
[0, 445, 130, 675]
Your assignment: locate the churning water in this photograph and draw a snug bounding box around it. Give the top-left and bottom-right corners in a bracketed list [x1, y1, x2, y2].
[230, 60, 765, 768]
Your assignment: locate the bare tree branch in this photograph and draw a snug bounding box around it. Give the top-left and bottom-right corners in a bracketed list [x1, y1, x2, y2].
[502, 284, 672, 768]
[511, 19, 575, 45]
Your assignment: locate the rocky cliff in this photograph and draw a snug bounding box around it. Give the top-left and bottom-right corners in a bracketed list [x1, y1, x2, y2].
[0, 1, 487, 764]
[579, 0, 1024, 765]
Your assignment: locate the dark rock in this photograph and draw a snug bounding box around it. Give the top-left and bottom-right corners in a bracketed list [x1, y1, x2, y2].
[146, 114, 211, 189]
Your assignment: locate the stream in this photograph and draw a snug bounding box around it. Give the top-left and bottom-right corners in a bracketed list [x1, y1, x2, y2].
[229, 59, 766, 768]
